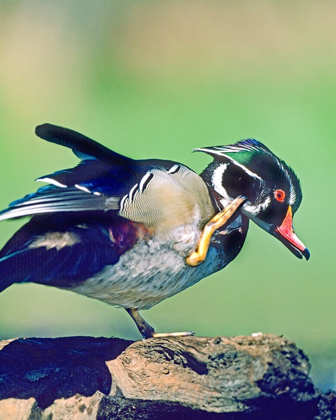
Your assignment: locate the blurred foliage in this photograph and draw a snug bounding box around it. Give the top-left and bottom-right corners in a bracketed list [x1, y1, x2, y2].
[0, 1, 335, 389]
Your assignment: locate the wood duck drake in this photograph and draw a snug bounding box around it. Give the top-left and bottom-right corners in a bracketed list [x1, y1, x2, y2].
[0, 124, 309, 338]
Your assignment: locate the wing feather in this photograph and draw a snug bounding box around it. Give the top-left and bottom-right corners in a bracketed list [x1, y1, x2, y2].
[0, 186, 119, 221]
[35, 123, 134, 165]
[0, 123, 212, 230]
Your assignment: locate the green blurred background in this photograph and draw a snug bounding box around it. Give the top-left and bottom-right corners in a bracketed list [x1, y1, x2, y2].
[0, 1, 335, 389]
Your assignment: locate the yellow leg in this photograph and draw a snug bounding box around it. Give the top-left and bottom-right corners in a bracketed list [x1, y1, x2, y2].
[186, 196, 246, 267]
[126, 308, 194, 339]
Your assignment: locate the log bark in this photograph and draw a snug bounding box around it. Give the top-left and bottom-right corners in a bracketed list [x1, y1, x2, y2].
[0, 334, 334, 419]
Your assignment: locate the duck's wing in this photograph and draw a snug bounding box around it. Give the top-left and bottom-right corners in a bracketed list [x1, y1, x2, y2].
[0, 124, 151, 221]
[0, 124, 213, 234]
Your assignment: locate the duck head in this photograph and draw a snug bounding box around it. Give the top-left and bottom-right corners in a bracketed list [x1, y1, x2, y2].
[198, 139, 310, 260]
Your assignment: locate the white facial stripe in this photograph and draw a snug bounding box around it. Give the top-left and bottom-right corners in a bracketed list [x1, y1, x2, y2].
[222, 155, 263, 181]
[194, 147, 222, 156]
[273, 161, 293, 206]
[36, 177, 67, 188]
[195, 143, 260, 154]
[289, 191, 296, 206]
[211, 164, 230, 200]
[199, 145, 299, 210]
[214, 145, 251, 152]
[284, 167, 296, 205]
[196, 148, 263, 182]
[243, 196, 271, 216]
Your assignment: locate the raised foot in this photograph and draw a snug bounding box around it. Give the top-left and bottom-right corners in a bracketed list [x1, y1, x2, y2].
[151, 331, 195, 338]
[186, 195, 247, 267]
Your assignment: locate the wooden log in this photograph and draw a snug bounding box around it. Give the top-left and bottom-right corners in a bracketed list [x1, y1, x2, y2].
[0, 334, 334, 419]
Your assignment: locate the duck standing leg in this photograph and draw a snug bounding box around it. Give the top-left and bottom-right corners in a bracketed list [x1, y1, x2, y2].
[126, 308, 194, 339]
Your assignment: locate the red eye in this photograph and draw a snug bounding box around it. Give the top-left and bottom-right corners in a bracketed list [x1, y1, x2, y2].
[274, 189, 286, 202]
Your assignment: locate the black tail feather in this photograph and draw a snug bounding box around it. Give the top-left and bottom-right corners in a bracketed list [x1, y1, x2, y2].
[35, 124, 134, 165]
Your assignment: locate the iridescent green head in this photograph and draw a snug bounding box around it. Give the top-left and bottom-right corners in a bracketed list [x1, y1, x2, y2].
[198, 139, 309, 260]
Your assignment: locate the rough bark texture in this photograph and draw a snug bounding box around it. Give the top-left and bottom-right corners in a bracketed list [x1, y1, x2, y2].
[0, 334, 334, 419]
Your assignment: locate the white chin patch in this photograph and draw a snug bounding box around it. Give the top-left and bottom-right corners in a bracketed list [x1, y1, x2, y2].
[242, 196, 271, 217]
[211, 164, 230, 201]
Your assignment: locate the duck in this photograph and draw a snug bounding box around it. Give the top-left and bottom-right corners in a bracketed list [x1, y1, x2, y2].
[0, 124, 309, 338]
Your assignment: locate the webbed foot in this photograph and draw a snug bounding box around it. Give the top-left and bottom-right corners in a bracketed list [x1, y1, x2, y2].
[186, 196, 247, 267]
